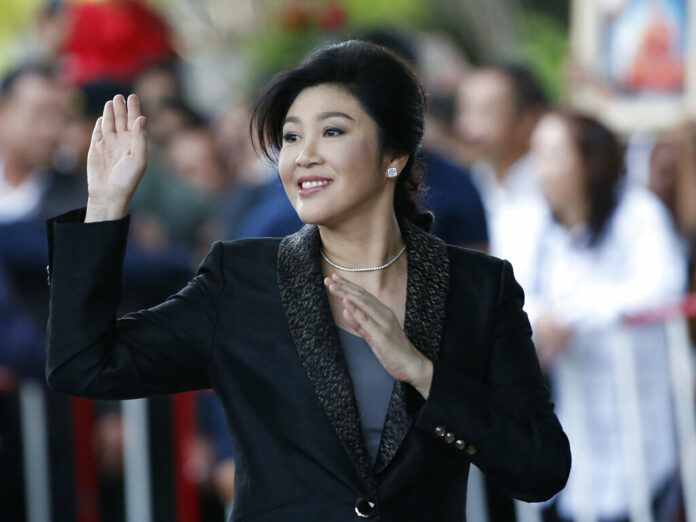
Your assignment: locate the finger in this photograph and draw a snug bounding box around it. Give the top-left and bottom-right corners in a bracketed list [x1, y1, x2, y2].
[131, 116, 147, 161]
[342, 308, 368, 338]
[113, 95, 127, 132]
[329, 274, 373, 299]
[330, 280, 366, 300]
[328, 274, 394, 325]
[344, 297, 370, 323]
[343, 302, 372, 344]
[343, 298, 384, 340]
[329, 274, 381, 302]
[331, 273, 357, 286]
[102, 100, 115, 135]
[326, 276, 366, 301]
[126, 93, 141, 131]
[91, 117, 103, 147]
[325, 278, 349, 298]
[339, 287, 392, 328]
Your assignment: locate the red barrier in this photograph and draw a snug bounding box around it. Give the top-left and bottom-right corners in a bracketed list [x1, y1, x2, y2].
[0, 366, 18, 392]
[171, 392, 200, 522]
[67, 393, 203, 522]
[623, 293, 696, 326]
[71, 398, 100, 522]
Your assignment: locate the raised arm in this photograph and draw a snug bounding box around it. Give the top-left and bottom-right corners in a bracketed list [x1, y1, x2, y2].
[46, 209, 225, 399]
[45, 94, 224, 399]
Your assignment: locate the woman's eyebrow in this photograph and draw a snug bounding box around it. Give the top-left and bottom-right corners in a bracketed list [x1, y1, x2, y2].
[283, 111, 354, 126]
[317, 111, 354, 121]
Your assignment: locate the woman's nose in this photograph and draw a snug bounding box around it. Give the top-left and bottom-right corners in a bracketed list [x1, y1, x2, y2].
[295, 137, 322, 167]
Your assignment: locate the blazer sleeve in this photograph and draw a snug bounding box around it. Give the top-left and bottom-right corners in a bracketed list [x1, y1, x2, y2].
[45, 207, 224, 399]
[414, 259, 571, 502]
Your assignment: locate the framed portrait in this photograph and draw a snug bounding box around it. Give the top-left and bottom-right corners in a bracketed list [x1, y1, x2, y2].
[570, 0, 696, 133]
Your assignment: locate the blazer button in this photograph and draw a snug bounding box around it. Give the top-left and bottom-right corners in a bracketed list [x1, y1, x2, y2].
[466, 444, 478, 456]
[434, 426, 446, 437]
[444, 432, 455, 444]
[354, 498, 376, 518]
[454, 439, 466, 450]
[46, 265, 51, 286]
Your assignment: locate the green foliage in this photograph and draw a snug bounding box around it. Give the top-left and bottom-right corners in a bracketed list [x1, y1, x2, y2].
[245, 0, 428, 92]
[0, 0, 42, 74]
[517, 10, 568, 101]
[247, 26, 328, 89]
[343, 0, 426, 26]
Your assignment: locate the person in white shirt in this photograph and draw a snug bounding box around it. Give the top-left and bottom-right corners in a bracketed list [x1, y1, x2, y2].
[528, 110, 686, 522]
[455, 63, 550, 290]
[0, 64, 66, 223]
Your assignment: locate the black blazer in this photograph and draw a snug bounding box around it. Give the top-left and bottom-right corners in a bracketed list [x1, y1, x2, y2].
[45, 207, 570, 522]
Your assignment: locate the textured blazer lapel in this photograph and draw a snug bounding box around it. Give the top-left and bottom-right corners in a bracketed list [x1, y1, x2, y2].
[373, 221, 450, 474]
[276, 221, 451, 487]
[277, 224, 377, 497]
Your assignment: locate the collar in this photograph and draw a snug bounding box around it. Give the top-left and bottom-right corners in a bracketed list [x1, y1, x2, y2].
[277, 220, 450, 495]
[471, 153, 537, 195]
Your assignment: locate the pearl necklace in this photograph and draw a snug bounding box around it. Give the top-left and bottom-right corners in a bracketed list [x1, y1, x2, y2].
[320, 244, 407, 272]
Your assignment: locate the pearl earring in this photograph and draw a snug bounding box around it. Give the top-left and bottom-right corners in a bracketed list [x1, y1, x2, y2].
[387, 167, 398, 178]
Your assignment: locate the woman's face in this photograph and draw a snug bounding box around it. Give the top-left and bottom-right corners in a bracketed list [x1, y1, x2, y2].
[277, 83, 395, 226]
[530, 113, 586, 220]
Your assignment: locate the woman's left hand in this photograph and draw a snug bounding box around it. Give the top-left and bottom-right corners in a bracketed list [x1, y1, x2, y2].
[324, 273, 433, 399]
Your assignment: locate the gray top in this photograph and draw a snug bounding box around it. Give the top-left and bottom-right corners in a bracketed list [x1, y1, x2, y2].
[337, 327, 395, 463]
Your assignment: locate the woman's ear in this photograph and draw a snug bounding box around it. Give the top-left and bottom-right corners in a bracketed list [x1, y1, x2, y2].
[384, 152, 410, 179]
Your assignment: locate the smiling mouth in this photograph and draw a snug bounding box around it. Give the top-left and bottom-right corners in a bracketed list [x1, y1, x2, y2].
[298, 179, 333, 196]
[300, 180, 333, 189]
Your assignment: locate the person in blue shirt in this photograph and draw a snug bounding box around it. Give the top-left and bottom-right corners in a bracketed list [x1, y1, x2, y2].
[421, 149, 488, 248]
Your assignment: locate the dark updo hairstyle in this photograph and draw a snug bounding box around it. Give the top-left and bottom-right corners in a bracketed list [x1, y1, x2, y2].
[554, 110, 625, 245]
[250, 40, 433, 231]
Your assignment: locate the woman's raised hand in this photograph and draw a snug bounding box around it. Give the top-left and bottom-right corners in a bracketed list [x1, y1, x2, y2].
[85, 94, 147, 222]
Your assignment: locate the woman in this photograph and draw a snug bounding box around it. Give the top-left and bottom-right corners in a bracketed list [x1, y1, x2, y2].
[528, 111, 686, 522]
[46, 41, 570, 521]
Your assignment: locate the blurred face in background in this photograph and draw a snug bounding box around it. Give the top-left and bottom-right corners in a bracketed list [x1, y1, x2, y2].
[530, 113, 587, 227]
[649, 141, 680, 213]
[134, 66, 181, 115]
[214, 104, 267, 187]
[54, 92, 96, 174]
[277, 84, 396, 227]
[455, 70, 519, 163]
[148, 104, 195, 150]
[0, 73, 65, 170]
[167, 127, 228, 194]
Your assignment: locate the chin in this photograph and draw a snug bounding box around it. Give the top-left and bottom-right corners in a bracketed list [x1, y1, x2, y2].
[292, 190, 380, 227]
[296, 210, 335, 226]
[294, 202, 346, 227]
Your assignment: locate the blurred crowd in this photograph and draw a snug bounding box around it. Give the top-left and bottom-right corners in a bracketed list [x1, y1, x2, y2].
[1, 1, 695, 522]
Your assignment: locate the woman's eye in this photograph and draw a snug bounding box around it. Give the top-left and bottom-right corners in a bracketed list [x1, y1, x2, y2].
[283, 132, 300, 143]
[324, 127, 344, 137]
